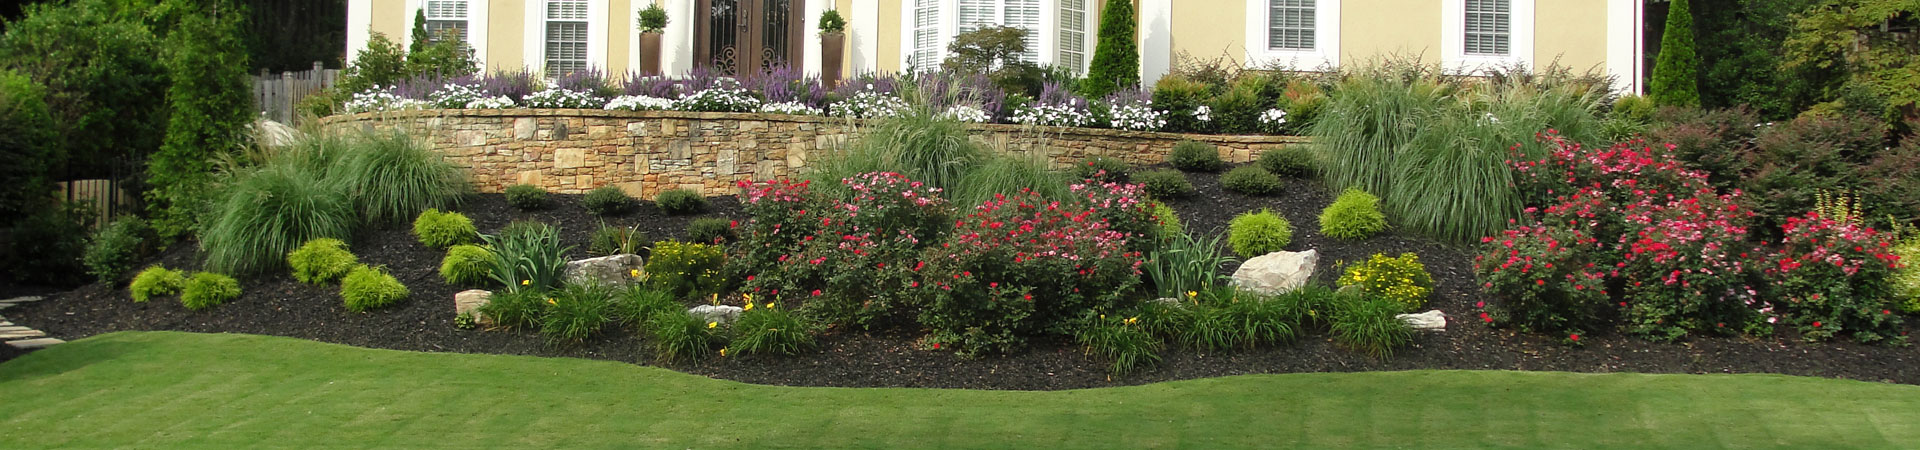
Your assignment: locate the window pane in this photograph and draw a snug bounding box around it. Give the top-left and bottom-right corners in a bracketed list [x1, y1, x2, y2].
[1268, 0, 1315, 50]
[1464, 0, 1509, 55]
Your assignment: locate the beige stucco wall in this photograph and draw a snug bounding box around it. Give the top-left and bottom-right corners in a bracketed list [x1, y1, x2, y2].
[877, 0, 901, 73]
[1340, 0, 1442, 65]
[1534, 1, 1608, 72]
[835, 0, 853, 74]
[1169, 0, 1246, 67]
[609, 0, 633, 74]
[370, 1, 408, 47]
[488, 0, 527, 72]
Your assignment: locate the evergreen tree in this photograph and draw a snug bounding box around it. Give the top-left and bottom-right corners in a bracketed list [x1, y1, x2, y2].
[410, 8, 429, 51]
[1650, 0, 1701, 108]
[1081, 0, 1138, 98]
[146, 0, 252, 239]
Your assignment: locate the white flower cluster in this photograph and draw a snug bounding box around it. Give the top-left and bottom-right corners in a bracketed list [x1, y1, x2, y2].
[344, 87, 426, 113]
[937, 105, 992, 123]
[1107, 104, 1167, 131]
[428, 83, 512, 109]
[604, 95, 677, 111]
[675, 87, 762, 112]
[757, 101, 823, 116]
[830, 90, 911, 119]
[465, 96, 516, 108]
[1257, 108, 1289, 133]
[523, 87, 602, 108]
[1013, 103, 1093, 128]
[1193, 105, 1213, 123]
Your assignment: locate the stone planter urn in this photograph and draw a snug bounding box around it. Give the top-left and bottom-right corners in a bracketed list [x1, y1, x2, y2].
[639, 32, 663, 75]
[820, 32, 845, 89]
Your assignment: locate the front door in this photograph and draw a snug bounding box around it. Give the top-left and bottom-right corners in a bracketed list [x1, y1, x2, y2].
[694, 0, 804, 76]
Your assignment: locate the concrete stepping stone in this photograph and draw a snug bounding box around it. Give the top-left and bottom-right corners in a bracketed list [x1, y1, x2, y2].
[0, 329, 45, 339]
[0, 326, 31, 332]
[0, 296, 42, 305]
[6, 338, 62, 349]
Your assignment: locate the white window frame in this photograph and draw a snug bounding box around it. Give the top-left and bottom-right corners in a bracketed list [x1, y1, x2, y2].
[1244, 0, 1340, 70]
[1055, 0, 1093, 74]
[404, 0, 489, 68]
[525, 0, 609, 76]
[900, 0, 1082, 73]
[1442, 0, 1534, 74]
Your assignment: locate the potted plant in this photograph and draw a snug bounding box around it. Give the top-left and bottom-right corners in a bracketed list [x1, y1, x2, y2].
[637, 3, 669, 75]
[818, 9, 847, 88]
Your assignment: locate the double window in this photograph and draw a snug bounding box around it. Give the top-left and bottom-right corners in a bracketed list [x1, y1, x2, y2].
[905, 0, 1092, 73]
[425, 0, 470, 44]
[544, 0, 589, 74]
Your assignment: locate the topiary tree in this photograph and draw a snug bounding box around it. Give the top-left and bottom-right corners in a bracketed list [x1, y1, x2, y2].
[1081, 0, 1138, 98]
[146, 0, 254, 239]
[1650, 0, 1701, 108]
[0, 69, 56, 225]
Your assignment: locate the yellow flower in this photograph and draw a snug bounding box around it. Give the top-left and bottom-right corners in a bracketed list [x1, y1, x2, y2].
[1125, 317, 1139, 325]
[744, 302, 755, 311]
[629, 269, 640, 278]
[546, 298, 556, 306]
[719, 348, 728, 357]
[766, 303, 776, 309]
[743, 293, 754, 303]
[1186, 291, 1197, 298]
[707, 321, 718, 329]
[521, 280, 531, 286]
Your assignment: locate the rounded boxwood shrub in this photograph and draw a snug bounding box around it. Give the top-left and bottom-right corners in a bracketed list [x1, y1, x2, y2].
[1168, 140, 1227, 172]
[1134, 169, 1195, 199]
[84, 217, 150, 283]
[180, 272, 241, 311]
[1895, 238, 1920, 314]
[1319, 188, 1388, 240]
[1073, 156, 1131, 182]
[504, 184, 548, 210]
[1151, 202, 1184, 240]
[287, 238, 359, 284]
[1257, 146, 1315, 177]
[130, 265, 185, 303]
[341, 265, 409, 312]
[1228, 209, 1292, 258]
[440, 244, 493, 286]
[686, 217, 736, 245]
[412, 208, 478, 248]
[582, 185, 635, 216]
[1221, 165, 1283, 196]
[1336, 252, 1434, 312]
[654, 189, 708, 215]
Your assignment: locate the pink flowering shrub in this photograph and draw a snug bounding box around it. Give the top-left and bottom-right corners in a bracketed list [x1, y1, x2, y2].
[1764, 213, 1905, 343]
[731, 173, 947, 326]
[1069, 180, 1161, 253]
[1474, 223, 1611, 337]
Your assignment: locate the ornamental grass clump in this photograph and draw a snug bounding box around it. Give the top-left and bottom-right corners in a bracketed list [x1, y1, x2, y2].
[541, 282, 613, 344]
[588, 223, 646, 256]
[582, 185, 634, 216]
[287, 238, 359, 284]
[1168, 140, 1226, 172]
[1133, 169, 1195, 200]
[1336, 253, 1434, 313]
[201, 164, 354, 275]
[438, 244, 493, 286]
[1319, 189, 1388, 240]
[730, 299, 817, 356]
[1330, 293, 1414, 358]
[180, 272, 240, 311]
[130, 265, 185, 303]
[1228, 209, 1291, 258]
[340, 265, 409, 312]
[335, 129, 469, 226]
[613, 285, 679, 327]
[1221, 165, 1282, 196]
[412, 209, 478, 248]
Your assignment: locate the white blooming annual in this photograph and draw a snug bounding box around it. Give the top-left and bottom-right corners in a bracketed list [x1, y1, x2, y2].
[1106, 104, 1167, 131]
[465, 96, 516, 108]
[829, 90, 911, 119]
[1193, 105, 1213, 123]
[604, 95, 677, 111]
[937, 105, 992, 123]
[1483, 112, 1502, 125]
[1257, 108, 1289, 133]
[1013, 99, 1094, 128]
[674, 87, 762, 112]
[343, 87, 427, 113]
[757, 101, 824, 116]
[523, 87, 603, 108]
[427, 83, 512, 109]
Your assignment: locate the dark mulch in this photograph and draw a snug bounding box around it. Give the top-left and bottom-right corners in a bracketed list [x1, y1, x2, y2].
[7, 167, 1920, 389]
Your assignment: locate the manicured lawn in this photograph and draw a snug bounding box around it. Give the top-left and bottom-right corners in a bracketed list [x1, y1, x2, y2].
[2, 332, 1918, 448]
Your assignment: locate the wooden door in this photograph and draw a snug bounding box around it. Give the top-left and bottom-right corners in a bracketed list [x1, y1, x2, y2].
[695, 0, 804, 76]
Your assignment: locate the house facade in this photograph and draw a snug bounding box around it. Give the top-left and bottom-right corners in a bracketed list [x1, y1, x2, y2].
[347, 0, 1645, 93]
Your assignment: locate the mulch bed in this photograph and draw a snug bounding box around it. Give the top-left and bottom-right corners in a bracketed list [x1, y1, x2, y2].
[6, 165, 1920, 388]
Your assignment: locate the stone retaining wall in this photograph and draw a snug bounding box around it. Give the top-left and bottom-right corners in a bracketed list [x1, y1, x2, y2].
[319, 109, 1309, 198]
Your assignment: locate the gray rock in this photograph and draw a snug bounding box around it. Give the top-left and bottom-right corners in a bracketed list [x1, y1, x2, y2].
[689, 305, 744, 325]
[1230, 249, 1319, 295]
[454, 290, 493, 326]
[564, 254, 647, 288]
[1398, 310, 1447, 331]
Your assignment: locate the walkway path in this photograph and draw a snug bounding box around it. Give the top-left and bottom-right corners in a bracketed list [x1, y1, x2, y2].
[0, 296, 62, 350]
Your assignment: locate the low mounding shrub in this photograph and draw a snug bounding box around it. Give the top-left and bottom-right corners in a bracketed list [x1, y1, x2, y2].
[1764, 213, 1905, 344]
[644, 240, 726, 298]
[648, 308, 722, 362]
[1336, 253, 1434, 312]
[1074, 156, 1132, 183]
[1475, 224, 1611, 337]
[412, 209, 478, 248]
[582, 185, 634, 216]
[341, 265, 409, 312]
[1221, 165, 1282, 196]
[84, 217, 150, 283]
[654, 189, 708, 215]
[201, 164, 354, 275]
[1895, 238, 1920, 314]
[1150, 202, 1184, 240]
[130, 265, 185, 302]
[481, 221, 570, 292]
[287, 238, 359, 284]
[335, 130, 468, 225]
[439, 244, 493, 286]
[1319, 189, 1388, 240]
[541, 282, 612, 344]
[588, 224, 646, 256]
[1330, 293, 1414, 357]
[1133, 169, 1195, 199]
[730, 301, 817, 356]
[504, 184, 548, 210]
[1, 203, 90, 286]
[1168, 140, 1226, 172]
[1228, 209, 1291, 258]
[1257, 146, 1315, 177]
[480, 288, 547, 331]
[180, 272, 241, 311]
[686, 218, 736, 245]
[1074, 312, 1162, 376]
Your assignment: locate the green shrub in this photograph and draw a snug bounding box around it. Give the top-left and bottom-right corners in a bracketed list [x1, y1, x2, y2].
[1209, 74, 1278, 134]
[146, 4, 251, 239]
[0, 68, 57, 225]
[1081, 0, 1139, 98]
[1330, 294, 1414, 358]
[541, 282, 613, 344]
[202, 164, 354, 275]
[1257, 146, 1315, 177]
[479, 288, 548, 331]
[287, 238, 359, 284]
[341, 265, 409, 312]
[1336, 253, 1434, 313]
[1319, 188, 1388, 240]
[1221, 166, 1283, 196]
[1153, 75, 1215, 133]
[730, 303, 817, 356]
[589, 224, 647, 256]
[412, 209, 478, 248]
[1168, 141, 1226, 172]
[949, 155, 1073, 206]
[439, 244, 493, 286]
[1610, 95, 1655, 123]
[1150, 202, 1183, 241]
[84, 217, 150, 283]
[481, 221, 571, 292]
[130, 265, 184, 303]
[1228, 209, 1292, 258]
[1145, 230, 1235, 299]
[654, 189, 708, 215]
[583, 186, 634, 216]
[1134, 169, 1196, 199]
[1074, 312, 1162, 376]
[1897, 238, 1920, 314]
[686, 218, 736, 245]
[0, 203, 89, 286]
[180, 272, 241, 311]
[644, 240, 726, 297]
[1649, 0, 1701, 108]
[335, 130, 468, 226]
[648, 308, 721, 362]
[1074, 156, 1132, 183]
[1272, 285, 1339, 332]
[504, 184, 548, 210]
[613, 285, 680, 326]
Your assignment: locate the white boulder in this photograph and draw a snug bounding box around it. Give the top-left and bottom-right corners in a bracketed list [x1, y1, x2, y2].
[1230, 249, 1319, 295]
[1398, 310, 1447, 331]
[454, 289, 493, 326]
[564, 254, 646, 287]
[689, 305, 744, 325]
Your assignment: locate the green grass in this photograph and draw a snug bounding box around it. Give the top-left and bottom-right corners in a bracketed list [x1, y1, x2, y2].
[6, 332, 1920, 448]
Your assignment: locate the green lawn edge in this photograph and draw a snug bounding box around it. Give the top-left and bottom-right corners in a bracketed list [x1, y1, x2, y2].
[3, 331, 1918, 449]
